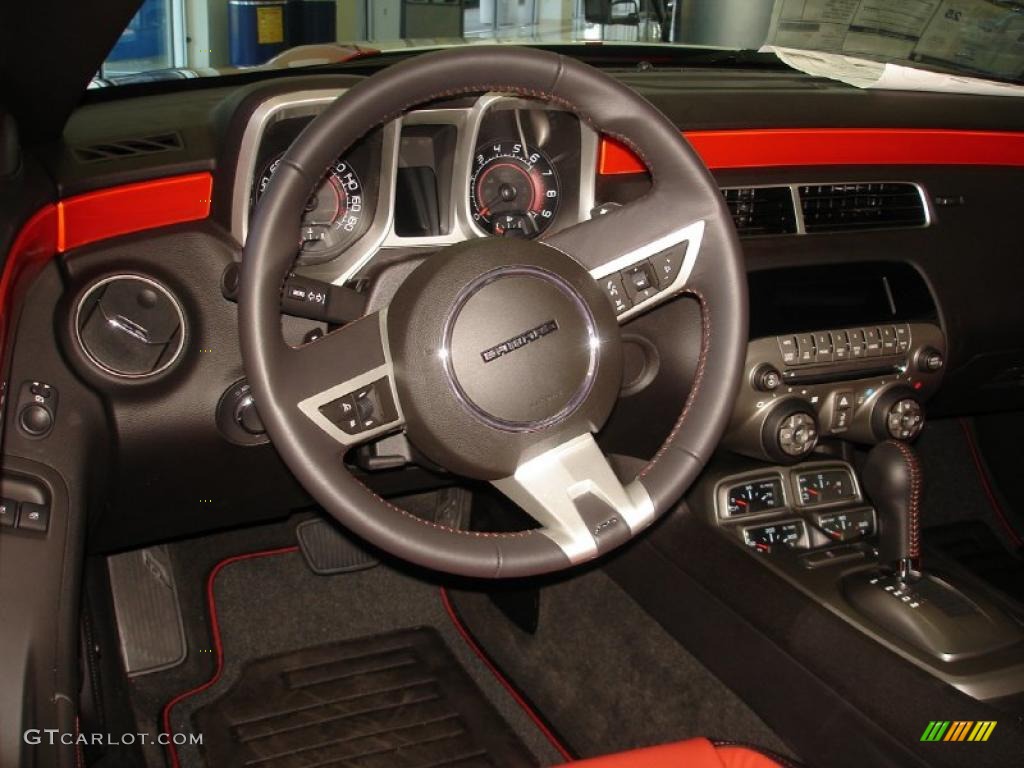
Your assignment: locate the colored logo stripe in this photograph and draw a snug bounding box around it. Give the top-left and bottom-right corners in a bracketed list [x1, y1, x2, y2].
[921, 721, 997, 742]
[945, 721, 972, 741]
[969, 722, 997, 742]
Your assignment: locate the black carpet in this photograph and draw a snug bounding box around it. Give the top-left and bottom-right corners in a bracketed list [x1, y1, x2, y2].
[448, 568, 794, 760]
[121, 519, 564, 767]
[193, 627, 537, 768]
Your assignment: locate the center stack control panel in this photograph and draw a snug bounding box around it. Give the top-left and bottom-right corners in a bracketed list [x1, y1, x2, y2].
[725, 322, 946, 462]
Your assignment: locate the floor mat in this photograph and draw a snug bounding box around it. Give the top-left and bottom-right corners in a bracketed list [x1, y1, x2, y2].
[448, 569, 794, 760]
[193, 627, 537, 768]
[157, 537, 564, 768]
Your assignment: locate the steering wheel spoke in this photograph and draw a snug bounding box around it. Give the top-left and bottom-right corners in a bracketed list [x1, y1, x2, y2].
[288, 311, 405, 447]
[492, 433, 655, 564]
[544, 210, 706, 324]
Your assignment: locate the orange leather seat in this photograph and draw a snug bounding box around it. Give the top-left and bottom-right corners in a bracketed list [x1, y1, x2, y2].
[564, 737, 787, 767]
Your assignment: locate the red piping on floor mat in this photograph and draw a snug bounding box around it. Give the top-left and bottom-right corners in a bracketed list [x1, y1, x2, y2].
[161, 545, 299, 768]
[959, 418, 1023, 549]
[439, 587, 574, 762]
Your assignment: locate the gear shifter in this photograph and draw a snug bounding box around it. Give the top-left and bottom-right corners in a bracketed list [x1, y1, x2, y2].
[862, 440, 921, 581]
[843, 439, 1024, 660]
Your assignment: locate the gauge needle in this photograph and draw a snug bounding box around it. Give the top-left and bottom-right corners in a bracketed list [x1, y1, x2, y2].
[735, 499, 748, 508]
[807, 487, 820, 496]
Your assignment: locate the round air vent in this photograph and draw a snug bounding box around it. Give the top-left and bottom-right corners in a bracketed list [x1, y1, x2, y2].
[75, 275, 186, 378]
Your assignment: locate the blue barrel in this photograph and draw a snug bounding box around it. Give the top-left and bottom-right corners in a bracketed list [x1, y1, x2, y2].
[289, 0, 337, 45]
[229, 0, 290, 67]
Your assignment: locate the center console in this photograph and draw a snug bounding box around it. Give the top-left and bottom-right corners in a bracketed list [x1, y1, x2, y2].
[710, 262, 1024, 701]
[725, 262, 945, 463]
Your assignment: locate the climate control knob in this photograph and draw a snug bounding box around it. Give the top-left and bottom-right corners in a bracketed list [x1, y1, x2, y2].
[886, 398, 924, 441]
[779, 412, 818, 457]
[869, 386, 924, 442]
[761, 400, 819, 463]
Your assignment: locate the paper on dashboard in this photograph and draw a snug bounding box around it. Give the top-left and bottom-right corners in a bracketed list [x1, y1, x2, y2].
[762, 45, 1024, 97]
[764, 0, 1024, 83]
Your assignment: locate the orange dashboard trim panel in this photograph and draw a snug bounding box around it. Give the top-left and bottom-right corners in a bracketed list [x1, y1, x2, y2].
[57, 172, 213, 252]
[599, 129, 1024, 175]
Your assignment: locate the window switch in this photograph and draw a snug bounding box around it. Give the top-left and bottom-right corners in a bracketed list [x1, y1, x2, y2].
[17, 502, 49, 532]
[0, 499, 18, 528]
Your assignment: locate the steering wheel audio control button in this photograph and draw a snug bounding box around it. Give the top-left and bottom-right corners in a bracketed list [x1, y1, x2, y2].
[621, 264, 658, 304]
[649, 242, 687, 287]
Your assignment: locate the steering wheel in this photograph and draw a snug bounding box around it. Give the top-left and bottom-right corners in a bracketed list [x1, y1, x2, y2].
[240, 47, 747, 578]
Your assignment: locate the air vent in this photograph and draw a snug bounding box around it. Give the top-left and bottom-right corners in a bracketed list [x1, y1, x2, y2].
[72, 132, 183, 163]
[799, 183, 926, 233]
[75, 275, 186, 378]
[721, 186, 797, 237]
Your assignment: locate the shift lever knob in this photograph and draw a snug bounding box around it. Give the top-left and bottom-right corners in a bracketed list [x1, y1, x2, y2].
[863, 440, 922, 578]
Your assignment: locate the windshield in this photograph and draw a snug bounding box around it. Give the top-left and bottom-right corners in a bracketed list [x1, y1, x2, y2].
[95, 0, 1024, 88]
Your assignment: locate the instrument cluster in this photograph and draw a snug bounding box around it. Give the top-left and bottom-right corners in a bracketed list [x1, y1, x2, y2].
[244, 95, 589, 281]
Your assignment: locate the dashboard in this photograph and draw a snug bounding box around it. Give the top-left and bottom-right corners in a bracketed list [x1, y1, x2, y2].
[231, 91, 596, 286]
[4, 65, 1024, 553]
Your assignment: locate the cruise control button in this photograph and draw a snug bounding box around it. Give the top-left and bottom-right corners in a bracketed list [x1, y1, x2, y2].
[353, 385, 381, 431]
[319, 395, 362, 435]
[600, 274, 631, 315]
[648, 242, 687, 287]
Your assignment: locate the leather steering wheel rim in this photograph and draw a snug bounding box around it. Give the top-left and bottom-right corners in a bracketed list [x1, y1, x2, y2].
[240, 47, 748, 578]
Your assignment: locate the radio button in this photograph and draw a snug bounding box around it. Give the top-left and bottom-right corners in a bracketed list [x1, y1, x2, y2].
[881, 326, 898, 354]
[814, 332, 834, 363]
[832, 330, 851, 361]
[797, 334, 816, 365]
[849, 329, 867, 359]
[894, 324, 911, 352]
[864, 327, 883, 357]
[778, 336, 799, 366]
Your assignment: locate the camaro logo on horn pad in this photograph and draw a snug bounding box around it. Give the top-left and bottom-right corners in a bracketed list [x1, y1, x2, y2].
[480, 319, 559, 363]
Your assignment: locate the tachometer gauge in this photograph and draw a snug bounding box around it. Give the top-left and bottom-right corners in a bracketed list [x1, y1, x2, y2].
[253, 154, 364, 265]
[470, 141, 559, 237]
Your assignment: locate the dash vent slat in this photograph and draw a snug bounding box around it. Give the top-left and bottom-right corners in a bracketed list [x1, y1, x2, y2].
[73, 132, 183, 163]
[721, 186, 797, 237]
[798, 182, 926, 232]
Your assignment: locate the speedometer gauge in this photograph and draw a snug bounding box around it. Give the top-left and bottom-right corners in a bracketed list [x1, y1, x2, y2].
[470, 141, 559, 237]
[253, 154, 364, 265]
